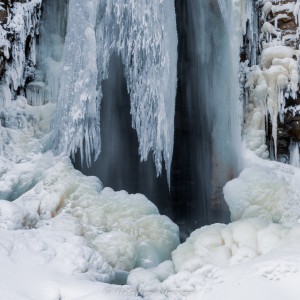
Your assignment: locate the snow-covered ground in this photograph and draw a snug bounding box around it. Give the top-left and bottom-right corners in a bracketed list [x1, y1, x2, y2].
[3, 96, 300, 300]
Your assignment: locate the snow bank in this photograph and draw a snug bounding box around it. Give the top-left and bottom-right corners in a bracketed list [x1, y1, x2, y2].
[224, 148, 300, 225]
[16, 161, 180, 270]
[0, 225, 143, 300]
[2, 147, 179, 273]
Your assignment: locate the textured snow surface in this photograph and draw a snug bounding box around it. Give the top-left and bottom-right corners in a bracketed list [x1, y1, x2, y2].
[224, 148, 300, 225]
[126, 218, 300, 300]
[54, 0, 177, 182]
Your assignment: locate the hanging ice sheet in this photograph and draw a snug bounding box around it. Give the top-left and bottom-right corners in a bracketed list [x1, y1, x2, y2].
[55, 0, 101, 166]
[55, 0, 177, 183]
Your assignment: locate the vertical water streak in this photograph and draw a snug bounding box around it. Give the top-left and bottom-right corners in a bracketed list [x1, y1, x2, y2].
[34, 0, 69, 104]
[290, 141, 300, 167]
[172, 0, 244, 231]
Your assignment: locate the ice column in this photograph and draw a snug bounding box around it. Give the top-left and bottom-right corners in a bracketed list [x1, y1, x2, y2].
[54, 0, 100, 166]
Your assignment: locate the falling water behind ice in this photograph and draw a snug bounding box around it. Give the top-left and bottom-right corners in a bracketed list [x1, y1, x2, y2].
[27, 0, 69, 106]
[75, 53, 172, 216]
[171, 0, 243, 231]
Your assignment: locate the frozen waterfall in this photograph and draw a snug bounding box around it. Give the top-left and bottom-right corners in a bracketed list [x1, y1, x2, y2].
[54, 0, 178, 183]
[34, 0, 247, 233]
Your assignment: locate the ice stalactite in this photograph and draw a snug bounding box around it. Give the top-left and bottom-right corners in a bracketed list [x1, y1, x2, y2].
[55, 0, 177, 183]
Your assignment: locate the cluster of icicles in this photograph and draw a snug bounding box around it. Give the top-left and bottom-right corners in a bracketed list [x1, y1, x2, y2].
[244, 0, 300, 164]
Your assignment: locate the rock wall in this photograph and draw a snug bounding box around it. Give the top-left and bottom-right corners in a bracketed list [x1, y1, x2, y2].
[274, 0, 300, 159]
[243, 0, 300, 164]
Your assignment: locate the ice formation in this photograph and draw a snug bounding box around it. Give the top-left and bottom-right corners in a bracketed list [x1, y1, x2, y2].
[0, 85, 179, 298]
[1, 1, 42, 96]
[24, 0, 69, 107]
[55, 0, 178, 182]
[224, 148, 300, 225]
[289, 141, 300, 167]
[0, 3, 180, 297]
[53, 0, 100, 168]
[0, 0, 42, 109]
[244, 0, 300, 159]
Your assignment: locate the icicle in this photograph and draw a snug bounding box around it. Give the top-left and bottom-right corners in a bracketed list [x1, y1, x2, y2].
[26, 81, 46, 106]
[97, 0, 177, 183]
[56, 0, 178, 184]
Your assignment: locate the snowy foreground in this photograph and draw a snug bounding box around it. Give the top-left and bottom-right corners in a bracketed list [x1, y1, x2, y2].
[1, 99, 300, 300]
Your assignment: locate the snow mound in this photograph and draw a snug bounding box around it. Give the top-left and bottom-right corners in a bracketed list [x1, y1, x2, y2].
[224, 149, 300, 225]
[125, 219, 300, 300]
[12, 156, 179, 271]
[171, 218, 285, 271]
